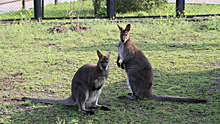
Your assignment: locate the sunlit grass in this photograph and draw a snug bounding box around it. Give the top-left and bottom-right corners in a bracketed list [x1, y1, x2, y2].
[0, 17, 220, 123]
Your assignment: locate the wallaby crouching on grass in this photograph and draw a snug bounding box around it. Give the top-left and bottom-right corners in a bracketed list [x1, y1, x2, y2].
[22, 50, 111, 115]
[116, 24, 207, 103]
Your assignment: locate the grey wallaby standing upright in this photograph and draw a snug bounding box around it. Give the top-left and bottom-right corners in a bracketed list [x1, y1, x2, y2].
[116, 24, 207, 103]
[22, 50, 111, 115]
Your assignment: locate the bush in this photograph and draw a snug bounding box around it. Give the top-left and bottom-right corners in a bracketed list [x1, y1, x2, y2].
[95, 6, 107, 16]
[93, 0, 105, 15]
[116, 0, 167, 13]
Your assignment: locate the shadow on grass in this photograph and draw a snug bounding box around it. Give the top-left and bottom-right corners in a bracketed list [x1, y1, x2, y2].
[61, 42, 220, 52]
[113, 68, 220, 99]
[7, 68, 220, 123]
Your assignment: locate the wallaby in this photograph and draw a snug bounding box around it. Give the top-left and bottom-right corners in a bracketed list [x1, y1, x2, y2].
[116, 24, 207, 103]
[22, 50, 111, 115]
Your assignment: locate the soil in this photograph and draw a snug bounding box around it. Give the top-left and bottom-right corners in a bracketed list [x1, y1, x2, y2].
[48, 25, 91, 34]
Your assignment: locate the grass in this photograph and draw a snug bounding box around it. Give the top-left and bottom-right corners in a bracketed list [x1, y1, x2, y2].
[0, 16, 220, 123]
[0, 0, 220, 20]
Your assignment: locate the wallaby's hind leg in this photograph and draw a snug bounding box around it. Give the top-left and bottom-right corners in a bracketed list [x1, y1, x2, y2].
[89, 91, 110, 111]
[117, 76, 139, 100]
[117, 93, 138, 100]
[89, 102, 110, 111]
[78, 103, 95, 115]
[117, 87, 138, 100]
[76, 91, 96, 115]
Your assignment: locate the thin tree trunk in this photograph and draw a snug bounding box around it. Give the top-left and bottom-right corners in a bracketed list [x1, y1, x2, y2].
[77, 0, 82, 30]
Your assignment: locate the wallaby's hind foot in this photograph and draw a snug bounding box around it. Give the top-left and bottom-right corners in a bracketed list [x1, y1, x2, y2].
[88, 105, 110, 111]
[117, 95, 138, 100]
[82, 110, 96, 115]
[100, 106, 111, 111]
[127, 93, 132, 96]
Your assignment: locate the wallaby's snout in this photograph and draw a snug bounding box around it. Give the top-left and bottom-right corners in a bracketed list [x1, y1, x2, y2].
[99, 59, 109, 70]
[101, 63, 108, 70]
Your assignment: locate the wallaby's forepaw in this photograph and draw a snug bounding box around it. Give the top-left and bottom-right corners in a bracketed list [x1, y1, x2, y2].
[117, 61, 121, 68]
[121, 63, 125, 69]
[100, 106, 111, 111]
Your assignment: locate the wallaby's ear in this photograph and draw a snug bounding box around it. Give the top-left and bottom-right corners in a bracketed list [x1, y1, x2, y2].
[97, 50, 103, 58]
[106, 52, 111, 58]
[125, 24, 131, 32]
[117, 24, 123, 31]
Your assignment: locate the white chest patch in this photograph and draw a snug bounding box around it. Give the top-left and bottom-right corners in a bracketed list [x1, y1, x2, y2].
[94, 76, 107, 86]
[118, 42, 125, 61]
[86, 77, 106, 104]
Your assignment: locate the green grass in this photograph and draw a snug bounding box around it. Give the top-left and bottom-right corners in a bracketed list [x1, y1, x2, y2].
[0, 1, 220, 20]
[0, 17, 220, 123]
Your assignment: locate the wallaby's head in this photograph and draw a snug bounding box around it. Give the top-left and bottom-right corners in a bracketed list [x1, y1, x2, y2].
[117, 24, 131, 43]
[97, 50, 111, 71]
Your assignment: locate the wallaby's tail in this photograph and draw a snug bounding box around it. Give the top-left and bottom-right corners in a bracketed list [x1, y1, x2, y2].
[149, 94, 207, 103]
[22, 95, 74, 105]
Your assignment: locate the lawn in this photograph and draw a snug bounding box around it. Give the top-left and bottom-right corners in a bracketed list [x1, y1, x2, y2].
[0, 16, 220, 123]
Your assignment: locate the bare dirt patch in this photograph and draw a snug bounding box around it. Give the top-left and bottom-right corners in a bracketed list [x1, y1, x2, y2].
[214, 62, 220, 68]
[48, 25, 91, 34]
[0, 71, 23, 91]
[0, 71, 26, 104]
[44, 43, 61, 51]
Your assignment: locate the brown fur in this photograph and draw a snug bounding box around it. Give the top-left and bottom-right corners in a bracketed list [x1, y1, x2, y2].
[116, 24, 207, 103]
[22, 50, 111, 115]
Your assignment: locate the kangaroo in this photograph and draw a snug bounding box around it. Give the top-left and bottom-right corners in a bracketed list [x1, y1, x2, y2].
[22, 50, 111, 115]
[116, 24, 207, 103]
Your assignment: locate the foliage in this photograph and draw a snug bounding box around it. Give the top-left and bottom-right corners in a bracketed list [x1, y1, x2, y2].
[92, 0, 103, 15]
[95, 6, 107, 16]
[0, 17, 220, 123]
[116, 0, 167, 13]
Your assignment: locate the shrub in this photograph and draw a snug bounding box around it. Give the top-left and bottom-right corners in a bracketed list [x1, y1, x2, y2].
[95, 6, 107, 16]
[116, 0, 167, 13]
[93, 0, 103, 15]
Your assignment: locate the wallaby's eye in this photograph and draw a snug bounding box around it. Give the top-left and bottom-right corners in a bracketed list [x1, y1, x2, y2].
[103, 58, 109, 62]
[125, 34, 127, 36]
